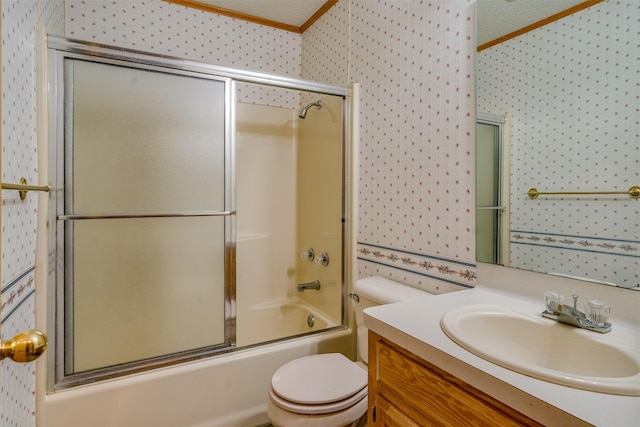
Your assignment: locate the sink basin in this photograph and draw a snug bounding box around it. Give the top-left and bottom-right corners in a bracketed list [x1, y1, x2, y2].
[441, 305, 640, 396]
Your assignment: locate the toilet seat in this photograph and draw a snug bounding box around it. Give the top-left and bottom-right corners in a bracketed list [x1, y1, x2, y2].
[269, 384, 367, 415]
[270, 353, 367, 415]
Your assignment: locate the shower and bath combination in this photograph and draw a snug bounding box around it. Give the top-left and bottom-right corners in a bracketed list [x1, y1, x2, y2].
[299, 100, 322, 119]
[43, 36, 349, 426]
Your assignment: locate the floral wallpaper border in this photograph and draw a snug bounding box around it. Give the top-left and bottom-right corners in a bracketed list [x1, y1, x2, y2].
[357, 242, 476, 289]
[511, 231, 640, 258]
[1, 267, 36, 324]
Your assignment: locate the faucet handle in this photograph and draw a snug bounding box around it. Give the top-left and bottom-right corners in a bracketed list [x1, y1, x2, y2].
[544, 291, 564, 312]
[585, 300, 610, 327]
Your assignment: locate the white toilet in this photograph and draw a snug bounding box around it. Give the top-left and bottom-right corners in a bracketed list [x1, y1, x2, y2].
[267, 276, 433, 427]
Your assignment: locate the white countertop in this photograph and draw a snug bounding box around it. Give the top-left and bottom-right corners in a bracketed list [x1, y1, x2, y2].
[364, 284, 640, 427]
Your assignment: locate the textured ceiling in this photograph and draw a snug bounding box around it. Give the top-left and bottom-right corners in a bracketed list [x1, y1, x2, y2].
[477, 0, 585, 46]
[194, 0, 591, 44]
[197, 0, 328, 27]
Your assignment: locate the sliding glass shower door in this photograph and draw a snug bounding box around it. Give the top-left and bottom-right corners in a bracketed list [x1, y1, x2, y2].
[48, 38, 348, 391]
[53, 57, 233, 387]
[476, 114, 507, 265]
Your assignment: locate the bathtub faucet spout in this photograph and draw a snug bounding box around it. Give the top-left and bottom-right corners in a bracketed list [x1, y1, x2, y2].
[297, 280, 321, 292]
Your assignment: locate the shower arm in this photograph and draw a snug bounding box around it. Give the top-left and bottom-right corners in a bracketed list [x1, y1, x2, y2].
[299, 100, 322, 119]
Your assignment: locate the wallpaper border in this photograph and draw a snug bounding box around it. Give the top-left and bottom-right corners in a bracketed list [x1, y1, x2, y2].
[357, 242, 476, 289]
[1, 266, 36, 324]
[511, 231, 640, 258]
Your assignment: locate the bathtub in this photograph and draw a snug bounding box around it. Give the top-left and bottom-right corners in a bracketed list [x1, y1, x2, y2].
[38, 304, 352, 427]
[236, 299, 337, 347]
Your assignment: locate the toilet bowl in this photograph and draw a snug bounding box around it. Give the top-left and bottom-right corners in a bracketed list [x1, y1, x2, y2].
[267, 276, 433, 427]
[267, 353, 368, 427]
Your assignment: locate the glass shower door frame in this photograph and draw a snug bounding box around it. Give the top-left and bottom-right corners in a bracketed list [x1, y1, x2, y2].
[46, 36, 350, 391]
[48, 48, 236, 391]
[476, 112, 509, 266]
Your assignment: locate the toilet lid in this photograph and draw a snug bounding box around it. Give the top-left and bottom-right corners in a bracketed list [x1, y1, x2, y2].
[269, 383, 367, 415]
[271, 353, 367, 405]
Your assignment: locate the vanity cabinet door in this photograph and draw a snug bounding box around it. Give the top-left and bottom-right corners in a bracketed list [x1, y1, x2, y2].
[372, 394, 421, 427]
[368, 331, 542, 427]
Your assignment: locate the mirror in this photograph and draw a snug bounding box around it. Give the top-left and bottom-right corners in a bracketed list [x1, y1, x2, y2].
[476, 0, 639, 290]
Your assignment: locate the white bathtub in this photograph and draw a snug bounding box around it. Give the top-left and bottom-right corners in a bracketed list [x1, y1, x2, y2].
[237, 299, 337, 347]
[39, 325, 353, 427]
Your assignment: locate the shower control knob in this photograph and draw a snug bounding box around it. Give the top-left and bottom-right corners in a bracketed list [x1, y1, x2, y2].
[300, 248, 315, 261]
[314, 252, 330, 267]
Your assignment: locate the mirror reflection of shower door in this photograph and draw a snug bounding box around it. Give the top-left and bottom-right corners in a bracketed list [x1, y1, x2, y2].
[476, 114, 507, 264]
[55, 58, 233, 387]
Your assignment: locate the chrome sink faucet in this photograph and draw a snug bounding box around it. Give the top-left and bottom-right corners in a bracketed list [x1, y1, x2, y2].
[297, 280, 321, 292]
[542, 292, 611, 333]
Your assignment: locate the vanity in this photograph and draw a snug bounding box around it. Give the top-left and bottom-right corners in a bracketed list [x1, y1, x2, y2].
[364, 267, 640, 426]
[367, 331, 543, 426]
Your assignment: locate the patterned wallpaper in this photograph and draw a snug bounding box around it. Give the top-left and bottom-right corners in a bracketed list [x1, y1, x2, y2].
[477, 0, 639, 288]
[301, 0, 477, 293]
[301, 0, 349, 86]
[347, 0, 476, 292]
[66, 0, 302, 109]
[1, 1, 64, 425]
[3, 2, 39, 283]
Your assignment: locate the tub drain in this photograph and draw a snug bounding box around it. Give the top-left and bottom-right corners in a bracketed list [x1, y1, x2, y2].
[307, 314, 315, 328]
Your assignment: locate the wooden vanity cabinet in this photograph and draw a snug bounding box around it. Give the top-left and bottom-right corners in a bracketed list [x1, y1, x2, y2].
[367, 331, 542, 426]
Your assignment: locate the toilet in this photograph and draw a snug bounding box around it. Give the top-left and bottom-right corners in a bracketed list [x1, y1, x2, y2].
[267, 276, 433, 427]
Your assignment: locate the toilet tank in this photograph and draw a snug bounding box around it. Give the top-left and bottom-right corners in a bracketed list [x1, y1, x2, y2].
[353, 276, 433, 364]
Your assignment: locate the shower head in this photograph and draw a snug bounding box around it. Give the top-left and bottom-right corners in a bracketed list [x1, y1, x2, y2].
[298, 100, 322, 119]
